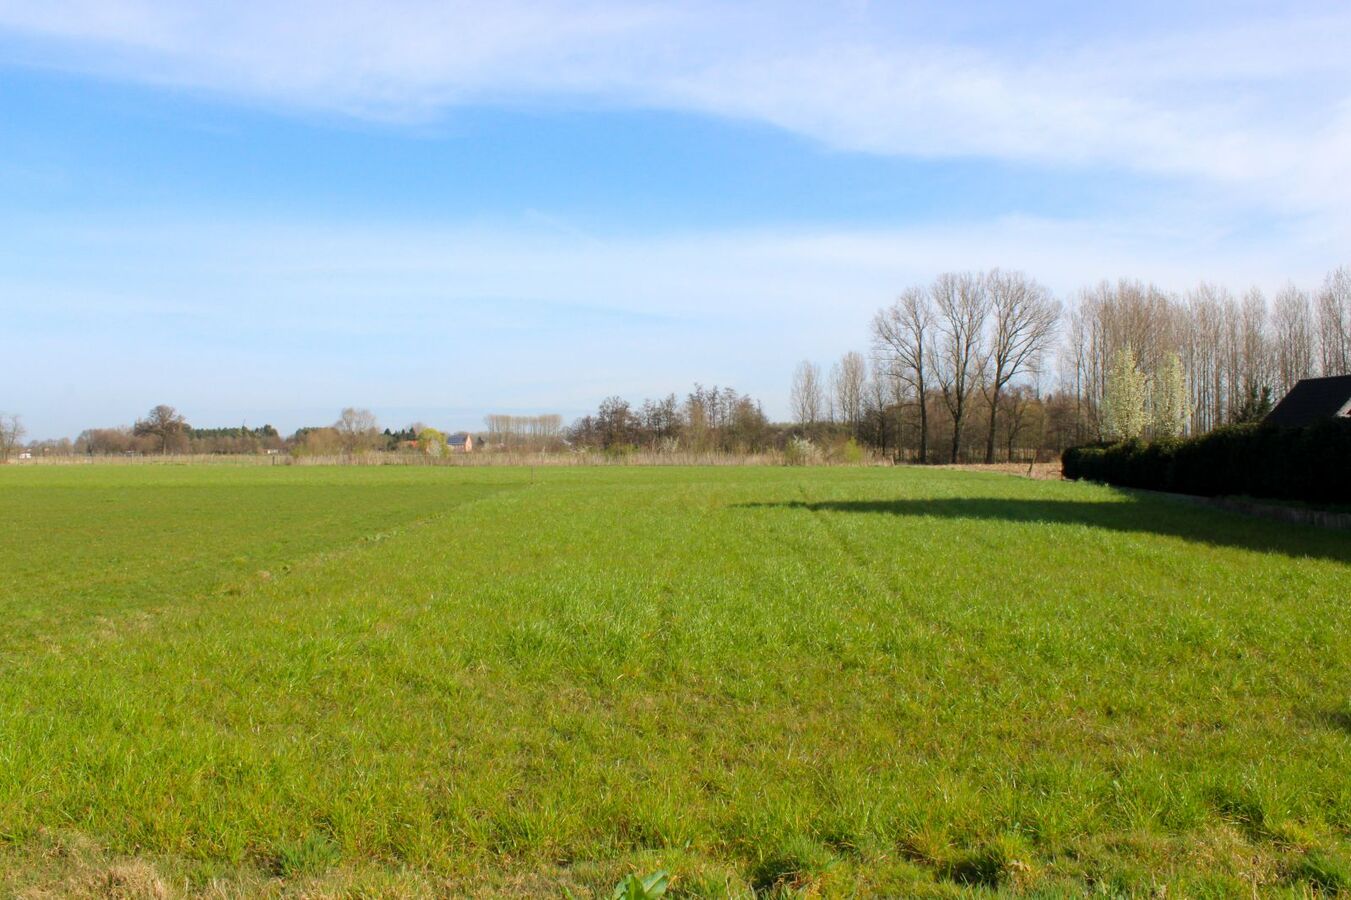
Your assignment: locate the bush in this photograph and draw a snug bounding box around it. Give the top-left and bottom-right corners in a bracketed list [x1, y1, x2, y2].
[841, 438, 865, 464]
[1061, 419, 1351, 504]
[783, 437, 818, 466]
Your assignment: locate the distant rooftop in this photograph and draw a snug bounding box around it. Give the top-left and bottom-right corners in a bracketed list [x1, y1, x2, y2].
[1264, 375, 1351, 427]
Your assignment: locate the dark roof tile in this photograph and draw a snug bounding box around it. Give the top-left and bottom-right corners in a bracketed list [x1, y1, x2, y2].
[1265, 375, 1351, 427]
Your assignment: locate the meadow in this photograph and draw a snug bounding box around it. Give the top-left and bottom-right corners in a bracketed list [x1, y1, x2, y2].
[1, 464, 1349, 897]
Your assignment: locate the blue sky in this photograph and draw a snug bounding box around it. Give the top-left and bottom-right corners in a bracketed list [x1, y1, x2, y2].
[2, 1, 1349, 439]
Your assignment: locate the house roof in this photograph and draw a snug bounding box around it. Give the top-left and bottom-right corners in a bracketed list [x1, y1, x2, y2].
[1264, 375, 1351, 427]
[447, 432, 471, 444]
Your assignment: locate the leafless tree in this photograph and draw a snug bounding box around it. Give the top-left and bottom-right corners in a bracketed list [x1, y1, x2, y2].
[334, 407, 379, 454]
[981, 269, 1060, 462]
[860, 361, 894, 455]
[484, 414, 565, 450]
[830, 351, 867, 437]
[789, 360, 824, 430]
[997, 384, 1039, 462]
[872, 286, 934, 462]
[133, 404, 188, 454]
[1185, 283, 1226, 431]
[1238, 288, 1272, 401]
[1272, 284, 1315, 393]
[1059, 304, 1094, 444]
[0, 413, 25, 462]
[929, 272, 990, 463]
[1318, 266, 1350, 375]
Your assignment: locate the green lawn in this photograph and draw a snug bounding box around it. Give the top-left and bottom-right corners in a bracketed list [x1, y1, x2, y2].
[1, 464, 1349, 897]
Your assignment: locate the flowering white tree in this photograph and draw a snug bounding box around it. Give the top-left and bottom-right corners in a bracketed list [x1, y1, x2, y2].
[1151, 352, 1191, 438]
[1101, 346, 1148, 441]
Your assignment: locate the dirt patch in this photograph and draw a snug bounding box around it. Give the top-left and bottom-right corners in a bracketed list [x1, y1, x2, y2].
[18, 860, 167, 900]
[938, 462, 1064, 480]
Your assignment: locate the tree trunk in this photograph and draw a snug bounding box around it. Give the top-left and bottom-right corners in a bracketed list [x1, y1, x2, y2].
[950, 404, 962, 463]
[917, 391, 928, 464]
[984, 385, 1000, 464]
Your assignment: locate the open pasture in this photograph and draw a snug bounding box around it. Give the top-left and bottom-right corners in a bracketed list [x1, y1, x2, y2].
[1, 464, 1349, 896]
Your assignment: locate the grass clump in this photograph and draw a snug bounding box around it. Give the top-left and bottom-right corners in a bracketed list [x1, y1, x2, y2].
[1287, 850, 1351, 894]
[749, 834, 837, 894]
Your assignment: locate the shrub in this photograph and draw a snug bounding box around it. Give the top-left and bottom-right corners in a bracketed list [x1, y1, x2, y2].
[783, 437, 818, 466]
[1061, 419, 1351, 504]
[838, 438, 865, 465]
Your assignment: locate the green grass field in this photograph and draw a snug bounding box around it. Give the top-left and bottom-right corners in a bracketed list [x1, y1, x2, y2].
[1, 465, 1349, 897]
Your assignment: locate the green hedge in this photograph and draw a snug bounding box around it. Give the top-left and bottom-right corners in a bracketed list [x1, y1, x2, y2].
[1061, 419, 1351, 504]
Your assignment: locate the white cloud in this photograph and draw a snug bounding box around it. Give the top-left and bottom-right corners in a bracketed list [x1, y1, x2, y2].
[2, 0, 1349, 218]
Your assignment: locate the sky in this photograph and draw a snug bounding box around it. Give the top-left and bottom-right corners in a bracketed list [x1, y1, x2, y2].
[2, 1, 1349, 440]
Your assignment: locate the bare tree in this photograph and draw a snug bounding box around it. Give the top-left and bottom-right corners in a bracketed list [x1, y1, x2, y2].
[929, 272, 990, 463]
[872, 287, 934, 462]
[1238, 288, 1272, 399]
[133, 404, 188, 454]
[1272, 284, 1315, 394]
[0, 413, 25, 462]
[789, 360, 824, 430]
[1318, 266, 1351, 376]
[1185, 283, 1226, 432]
[861, 362, 894, 455]
[484, 413, 565, 451]
[1059, 304, 1093, 444]
[596, 396, 634, 448]
[334, 407, 379, 454]
[830, 351, 867, 437]
[981, 269, 1060, 462]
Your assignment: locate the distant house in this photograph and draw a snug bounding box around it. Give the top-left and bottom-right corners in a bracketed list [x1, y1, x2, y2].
[17, 450, 32, 460]
[448, 432, 474, 453]
[1264, 375, 1351, 427]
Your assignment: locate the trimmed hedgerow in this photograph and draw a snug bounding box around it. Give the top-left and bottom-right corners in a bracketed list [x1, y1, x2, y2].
[1062, 419, 1351, 504]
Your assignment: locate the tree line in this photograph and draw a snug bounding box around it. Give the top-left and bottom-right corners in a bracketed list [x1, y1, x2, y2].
[791, 265, 1349, 463]
[7, 266, 1346, 464]
[565, 385, 777, 454]
[45, 406, 441, 457]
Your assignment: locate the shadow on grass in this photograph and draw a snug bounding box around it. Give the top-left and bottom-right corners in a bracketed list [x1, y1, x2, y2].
[735, 496, 1351, 564]
[1317, 710, 1351, 735]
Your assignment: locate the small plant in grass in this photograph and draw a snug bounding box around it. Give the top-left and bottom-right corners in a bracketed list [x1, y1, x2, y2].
[610, 869, 669, 899]
[269, 832, 340, 878]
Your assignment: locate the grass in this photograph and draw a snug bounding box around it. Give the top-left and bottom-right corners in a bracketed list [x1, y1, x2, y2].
[1, 464, 1349, 896]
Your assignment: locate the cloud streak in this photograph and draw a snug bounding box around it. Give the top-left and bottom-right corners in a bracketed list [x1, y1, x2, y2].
[2, 1, 1349, 214]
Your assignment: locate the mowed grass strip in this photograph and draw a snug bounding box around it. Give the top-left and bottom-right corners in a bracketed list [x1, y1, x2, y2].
[1, 465, 1349, 896]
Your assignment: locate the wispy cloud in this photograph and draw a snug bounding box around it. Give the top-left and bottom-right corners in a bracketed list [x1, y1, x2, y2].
[2, 1, 1349, 217]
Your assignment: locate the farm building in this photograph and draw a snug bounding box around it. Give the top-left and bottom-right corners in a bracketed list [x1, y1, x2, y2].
[1264, 375, 1351, 427]
[448, 432, 474, 453]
